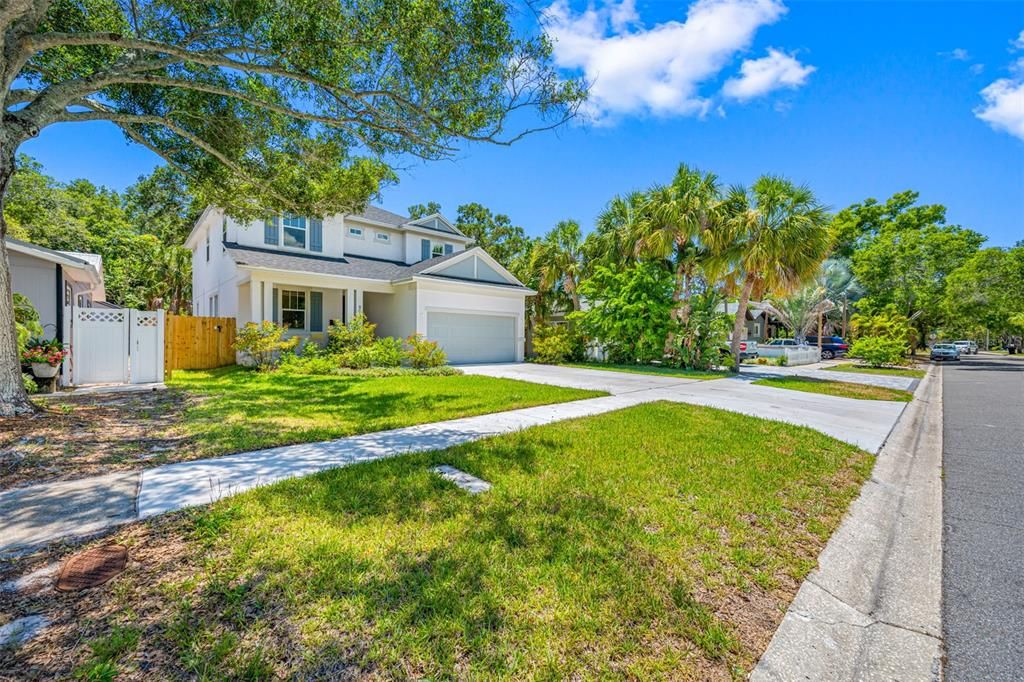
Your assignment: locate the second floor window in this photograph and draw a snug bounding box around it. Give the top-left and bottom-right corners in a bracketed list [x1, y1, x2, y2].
[282, 214, 306, 249]
[432, 242, 444, 257]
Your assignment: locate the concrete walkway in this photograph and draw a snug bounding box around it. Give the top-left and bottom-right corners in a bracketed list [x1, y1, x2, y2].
[737, 364, 919, 391]
[1, 364, 910, 555]
[752, 365, 943, 681]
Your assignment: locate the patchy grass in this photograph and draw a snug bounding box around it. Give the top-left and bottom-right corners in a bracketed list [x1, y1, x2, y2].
[168, 366, 603, 459]
[752, 376, 914, 402]
[1, 368, 599, 488]
[2, 402, 872, 679]
[825, 363, 925, 379]
[563, 361, 728, 380]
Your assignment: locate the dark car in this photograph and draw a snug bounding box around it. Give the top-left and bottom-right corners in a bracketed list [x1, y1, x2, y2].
[804, 335, 850, 360]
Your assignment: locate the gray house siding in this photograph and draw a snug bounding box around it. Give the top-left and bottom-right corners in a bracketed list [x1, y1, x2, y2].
[10, 249, 59, 338]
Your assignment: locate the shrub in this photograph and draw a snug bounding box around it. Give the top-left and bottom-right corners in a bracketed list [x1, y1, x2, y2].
[279, 354, 340, 375]
[531, 325, 579, 364]
[14, 292, 43, 354]
[327, 313, 376, 354]
[774, 354, 788, 367]
[848, 336, 907, 367]
[343, 345, 376, 370]
[336, 366, 463, 378]
[234, 321, 299, 369]
[850, 305, 916, 349]
[405, 334, 447, 369]
[370, 336, 404, 368]
[22, 373, 38, 394]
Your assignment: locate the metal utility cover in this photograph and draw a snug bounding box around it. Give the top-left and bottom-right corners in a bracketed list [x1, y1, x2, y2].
[55, 545, 128, 592]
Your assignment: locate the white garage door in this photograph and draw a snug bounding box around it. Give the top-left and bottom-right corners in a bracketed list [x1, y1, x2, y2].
[427, 312, 516, 364]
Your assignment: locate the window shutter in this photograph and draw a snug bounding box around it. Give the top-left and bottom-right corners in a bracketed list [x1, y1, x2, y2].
[264, 216, 279, 245]
[272, 287, 279, 324]
[421, 238, 431, 261]
[310, 291, 323, 332]
[310, 218, 323, 252]
[444, 244, 453, 255]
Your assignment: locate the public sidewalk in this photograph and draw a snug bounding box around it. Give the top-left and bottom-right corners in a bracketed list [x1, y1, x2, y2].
[752, 365, 944, 681]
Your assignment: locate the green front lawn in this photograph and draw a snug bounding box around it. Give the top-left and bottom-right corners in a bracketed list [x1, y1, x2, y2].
[26, 402, 872, 679]
[752, 376, 914, 401]
[563, 361, 728, 380]
[824, 363, 926, 379]
[168, 366, 603, 457]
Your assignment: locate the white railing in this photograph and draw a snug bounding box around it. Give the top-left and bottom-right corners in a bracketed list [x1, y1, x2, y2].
[758, 345, 820, 366]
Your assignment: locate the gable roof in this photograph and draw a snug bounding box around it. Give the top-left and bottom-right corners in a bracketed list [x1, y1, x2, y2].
[224, 243, 531, 292]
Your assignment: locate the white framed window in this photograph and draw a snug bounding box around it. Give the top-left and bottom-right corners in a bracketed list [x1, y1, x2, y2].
[282, 214, 306, 249]
[208, 294, 218, 316]
[281, 289, 306, 330]
[348, 227, 364, 239]
[432, 242, 444, 257]
[205, 232, 210, 261]
[222, 217, 228, 243]
[375, 231, 390, 243]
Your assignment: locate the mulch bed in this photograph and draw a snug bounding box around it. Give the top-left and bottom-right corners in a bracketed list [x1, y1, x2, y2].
[0, 390, 199, 489]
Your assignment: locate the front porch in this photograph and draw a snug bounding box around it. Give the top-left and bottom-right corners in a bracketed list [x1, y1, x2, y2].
[239, 271, 388, 344]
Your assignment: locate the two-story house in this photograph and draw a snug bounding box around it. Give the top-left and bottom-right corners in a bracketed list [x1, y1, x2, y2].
[185, 206, 533, 363]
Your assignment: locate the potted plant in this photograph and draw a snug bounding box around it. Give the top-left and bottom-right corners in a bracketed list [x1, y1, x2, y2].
[22, 338, 68, 379]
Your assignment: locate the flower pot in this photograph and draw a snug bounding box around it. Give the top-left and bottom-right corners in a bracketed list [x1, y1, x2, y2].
[31, 362, 59, 379]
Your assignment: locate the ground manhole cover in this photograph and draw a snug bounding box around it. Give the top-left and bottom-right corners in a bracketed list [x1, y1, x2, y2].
[55, 545, 128, 592]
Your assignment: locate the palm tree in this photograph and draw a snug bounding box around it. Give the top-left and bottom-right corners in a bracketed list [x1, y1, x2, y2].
[532, 220, 585, 312]
[633, 164, 721, 350]
[758, 285, 835, 342]
[819, 257, 863, 338]
[715, 176, 832, 371]
[585, 190, 648, 269]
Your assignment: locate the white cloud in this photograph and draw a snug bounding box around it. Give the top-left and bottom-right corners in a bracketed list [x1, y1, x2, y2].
[947, 48, 970, 61]
[722, 48, 815, 100]
[1013, 30, 1024, 50]
[975, 78, 1024, 141]
[544, 0, 792, 121]
[970, 63, 985, 75]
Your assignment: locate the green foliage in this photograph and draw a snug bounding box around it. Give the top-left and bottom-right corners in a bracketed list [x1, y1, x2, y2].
[850, 305, 916, 348]
[531, 325, 582, 364]
[369, 336, 404, 368]
[13, 292, 43, 353]
[574, 262, 676, 364]
[848, 337, 907, 367]
[405, 334, 447, 369]
[234, 321, 299, 369]
[4, 156, 194, 311]
[834, 191, 984, 345]
[22, 372, 38, 394]
[533, 220, 585, 311]
[670, 290, 730, 370]
[943, 246, 1024, 342]
[73, 625, 141, 681]
[326, 313, 377, 355]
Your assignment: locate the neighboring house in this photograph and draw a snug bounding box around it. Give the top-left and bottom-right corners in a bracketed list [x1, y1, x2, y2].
[7, 236, 107, 385]
[186, 206, 534, 363]
[718, 300, 783, 342]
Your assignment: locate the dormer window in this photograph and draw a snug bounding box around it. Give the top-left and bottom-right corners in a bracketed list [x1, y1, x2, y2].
[348, 227, 364, 239]
[282, 214, 306, 249]
[375, 232, 390, 243]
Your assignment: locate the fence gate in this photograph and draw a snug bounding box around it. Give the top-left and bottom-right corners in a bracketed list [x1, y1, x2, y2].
[130, 310, 165, 384]
[71, 307, 165, 385]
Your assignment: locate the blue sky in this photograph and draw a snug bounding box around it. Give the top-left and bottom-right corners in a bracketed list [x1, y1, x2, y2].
[21, 0, 1024, 247]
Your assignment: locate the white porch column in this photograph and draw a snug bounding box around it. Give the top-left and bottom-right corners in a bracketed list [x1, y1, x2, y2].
[345, 288, 356, 323]
[354, 289, 364, 317]
[262, 279, 274, 323]
[249, 277, 262, 324]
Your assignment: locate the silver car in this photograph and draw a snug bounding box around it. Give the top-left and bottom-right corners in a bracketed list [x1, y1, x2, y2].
[930, 343, 960, 361]
[953, 340, 977, 355]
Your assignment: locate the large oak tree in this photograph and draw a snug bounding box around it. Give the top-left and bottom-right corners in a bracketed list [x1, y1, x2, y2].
[0, 0, 583, 415]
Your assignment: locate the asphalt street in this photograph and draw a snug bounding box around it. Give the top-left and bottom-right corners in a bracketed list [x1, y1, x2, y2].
[942, 353, 1024, 680]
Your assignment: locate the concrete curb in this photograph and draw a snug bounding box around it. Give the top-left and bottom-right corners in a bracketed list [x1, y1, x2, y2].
[752, 364, 944, 681]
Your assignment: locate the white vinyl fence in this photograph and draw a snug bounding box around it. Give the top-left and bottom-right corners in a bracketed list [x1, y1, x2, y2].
[71, 307, 164, 385]
[758, 345, 820, 366]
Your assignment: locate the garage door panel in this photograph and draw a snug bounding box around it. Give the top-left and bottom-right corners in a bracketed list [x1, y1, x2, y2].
[427, 312, 516, 364]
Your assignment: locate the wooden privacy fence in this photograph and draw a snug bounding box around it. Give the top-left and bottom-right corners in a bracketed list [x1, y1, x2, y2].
[164, 315, 236, 378]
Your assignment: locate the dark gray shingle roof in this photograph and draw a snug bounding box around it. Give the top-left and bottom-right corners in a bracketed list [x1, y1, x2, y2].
[224, 243, 530, 291]
[351, 206, 463, 237]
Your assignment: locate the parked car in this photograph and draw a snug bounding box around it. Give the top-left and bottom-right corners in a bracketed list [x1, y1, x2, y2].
[952, 340, 978, 355]
[765, 338, 806, 347]
[930, 343, 961, 362]
[804, 335, 850, 360]
[720, 340, 759, 360]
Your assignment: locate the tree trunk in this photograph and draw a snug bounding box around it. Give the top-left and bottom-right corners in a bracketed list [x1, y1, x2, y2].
[664, 262, 686, 356]
[0, 149, 35, 416]
[729, 278, 755, 374]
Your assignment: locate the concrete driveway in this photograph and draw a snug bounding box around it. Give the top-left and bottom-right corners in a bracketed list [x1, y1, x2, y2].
[462, 363, 908, 453]
[459, 362, 704, 394]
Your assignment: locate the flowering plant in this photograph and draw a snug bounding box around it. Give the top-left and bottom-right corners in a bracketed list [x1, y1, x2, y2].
[22, 338, 68, 366]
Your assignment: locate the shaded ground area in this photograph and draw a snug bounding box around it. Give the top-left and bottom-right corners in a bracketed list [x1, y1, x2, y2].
[0, 390, 193, 488]
[751, 376, 913, 402]
[1, 402, 872, 680]
[1, 368, 600, 490]
[943, 354, 1024, 680]
[824, 363, 926, 379]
